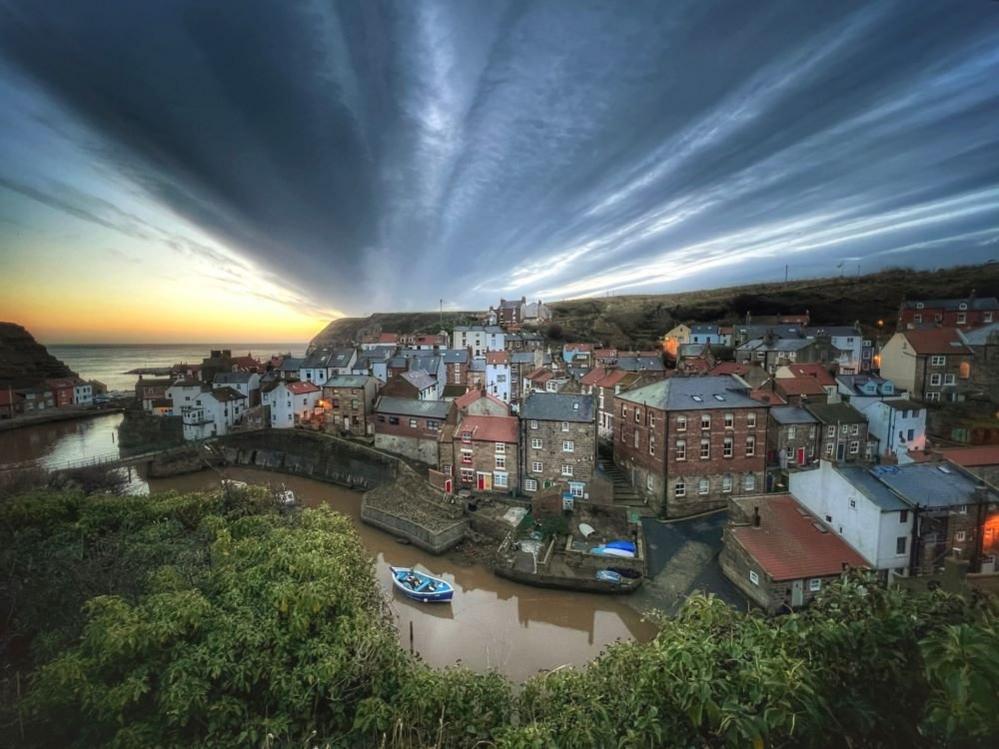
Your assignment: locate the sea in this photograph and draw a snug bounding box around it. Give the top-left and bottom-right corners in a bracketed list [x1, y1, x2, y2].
[47, 343, 308, 392]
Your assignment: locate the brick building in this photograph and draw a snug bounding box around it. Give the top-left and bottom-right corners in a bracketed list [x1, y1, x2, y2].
[767, 405, 819, 470]
[321, 375, 379, 436]
[519, 392, 596, 498]
[440, 414, 519, 493]
[613, 375, 768, 517]
[878, 329, 973, 403]
[373, 396, 454, 464]
[46, 377, 76, 408]
[442, 349, 471, 386]
[898, 296, 998, 330]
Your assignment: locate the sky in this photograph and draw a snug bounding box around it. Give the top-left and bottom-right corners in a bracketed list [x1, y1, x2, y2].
[1, 1, 998, 343]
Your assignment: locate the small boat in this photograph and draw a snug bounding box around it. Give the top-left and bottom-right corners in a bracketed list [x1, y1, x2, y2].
[606, 539, 637, 554]
[589, 545, 636, 558]
[389, 566, 454, 603]
[276, 489, 296, 506]
[596, 569, 624, 585]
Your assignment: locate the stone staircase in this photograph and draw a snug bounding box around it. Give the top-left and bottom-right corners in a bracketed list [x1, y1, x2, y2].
[598, 457, 644, 505]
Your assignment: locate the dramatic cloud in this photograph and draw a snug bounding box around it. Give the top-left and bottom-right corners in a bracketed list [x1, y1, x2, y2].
[1, 0, 998, 315]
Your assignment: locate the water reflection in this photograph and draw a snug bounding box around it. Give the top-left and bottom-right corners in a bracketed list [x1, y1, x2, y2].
[0, 413, 124, 468]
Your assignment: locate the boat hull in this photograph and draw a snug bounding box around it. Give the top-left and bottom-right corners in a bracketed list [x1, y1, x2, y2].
[389, 566, 454, 603]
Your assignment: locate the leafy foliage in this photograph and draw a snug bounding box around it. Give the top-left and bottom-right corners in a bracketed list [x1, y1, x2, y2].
[2, 487, 999, 748]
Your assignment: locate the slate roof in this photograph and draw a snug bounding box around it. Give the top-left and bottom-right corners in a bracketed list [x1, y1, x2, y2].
[959, 322, 999, 346]
[770, 406, 818, 426]
[902, 297, 999, 310]
[324, 375, 372, 389]
[441, 349, 470, 363]
[209, 386, 247, 402]
[520, 392, 595, 422]
[870, 463, 996, 509]
[615, 356, 666, 372]
[805, 402, 867, 425]
[805, 326, 861, 338]
[618, 375, 759, 410]
[401, 370, 436, 391]
[690, 323, 719, 334]
[834, 465, 910, 512]
[279, 357, 304, 372]
[375, 396, 451, 419]
[457, 415, 518, 444]
[729, 495, 868, 581]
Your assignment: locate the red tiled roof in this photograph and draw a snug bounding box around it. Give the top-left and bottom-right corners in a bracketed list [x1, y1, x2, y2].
[231, 355, 262, 369]
[485, 351, 510, 364]
[378, 332, 399, 343]
[783, 363, 836, 386]
[774, 378, 826, 397]
[579, 367, 607, 386]
[414, 335, 438, 345]
[527, 367, 553, 382]
[935, 446, 999, 467]
[710, 362, 750, 376]
[454, 388, 508, 412]
[903, 328, 972, 355]
[593, 349, 618, 359]
[286, 382, 320, 395]
[730, 495, 867, 581]
[565, 343, 594, 352]
[749, 387, 786, 405]
[456, 415, 518, 444]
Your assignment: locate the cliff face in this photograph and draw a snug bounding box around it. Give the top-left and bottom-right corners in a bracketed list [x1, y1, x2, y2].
[0, 322, 76, 388]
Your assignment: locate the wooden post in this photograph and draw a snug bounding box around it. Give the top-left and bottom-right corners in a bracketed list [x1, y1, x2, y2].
[409, 620, 414, 654]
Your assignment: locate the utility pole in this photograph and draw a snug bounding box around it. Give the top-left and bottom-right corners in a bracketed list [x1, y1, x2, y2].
[784, 264, 789, 283]
[440, 298, 443, 328]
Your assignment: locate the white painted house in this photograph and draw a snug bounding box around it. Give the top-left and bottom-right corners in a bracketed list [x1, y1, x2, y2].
[166, 379, 206, 416]
[181, 387, 247, 441]
[866, 399, 926, 461]
[299, 349, 358, 387]
[262, 381, 321, 428]
[213, 372, 261, 404]
[72, 379, 93, 406]
[790, 460, 914, 574]
[451, 326, 506, 359]
[807, 326, 863, 374]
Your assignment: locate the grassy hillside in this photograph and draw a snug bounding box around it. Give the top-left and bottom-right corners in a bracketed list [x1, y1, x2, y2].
[310, 263, 999, 350]
[0, 322, 76, 388]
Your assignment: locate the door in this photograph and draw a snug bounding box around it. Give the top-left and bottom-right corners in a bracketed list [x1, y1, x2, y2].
[476, 472, 492, 491]
[836, 441, 845, 461]
[796, 447, 806, 466]
[343, 416, 351, 431]
[791, 580, 804, 608]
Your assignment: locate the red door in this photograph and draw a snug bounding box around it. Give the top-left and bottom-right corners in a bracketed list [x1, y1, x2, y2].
[796, 447, 806, 466]
[444, 478, 453, 493]
[476, 473, 486, 491]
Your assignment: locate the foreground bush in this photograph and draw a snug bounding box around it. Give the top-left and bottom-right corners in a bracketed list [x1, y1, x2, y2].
[2, 488, 998, 747]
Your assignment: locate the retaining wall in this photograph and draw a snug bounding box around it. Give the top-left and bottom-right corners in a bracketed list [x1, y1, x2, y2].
[361, 500, 468, 554]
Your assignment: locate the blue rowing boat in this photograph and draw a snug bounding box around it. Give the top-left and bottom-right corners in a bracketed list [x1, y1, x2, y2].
[389, 566, 454, 603]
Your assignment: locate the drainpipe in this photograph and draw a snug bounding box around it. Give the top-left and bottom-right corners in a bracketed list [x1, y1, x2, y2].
[908, 504, 921, 576]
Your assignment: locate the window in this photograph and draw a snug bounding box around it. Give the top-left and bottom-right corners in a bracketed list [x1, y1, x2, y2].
[620, 404, 627, 418]
[959, 361, 970, 379]
[559, 421, 569, 432]
[569, 482, 585, 498]
[524, 478, 538, 492]
[744, 474, 756, 492]
[646, 474, 654, 492]
[896, 537, 907, 555]
[495, 454, 507, 469]
[531, 438, 542, 450]
[723, 437, 733, 458]
[633, 430, 640, 449]
[724, 412, 733, 429]
[676, 415, 687, 432]
[532, 461, 543, 473]
[914, 313, 922, 323]
[827, 425, 835, 437]
[809, 579, 822, 593]
[530, 419, 538, 430]
[460, 468, 474, 483]
[700, 439, 710, 460]
[562, 440, 574, 452]
[698, 478, 709, 495]
[494, 472, 508, 488]
[676, 439, 686, 460]
[849, 441, 859, 455]
[674, 480, 686, 497]
[461, 449, 473, 464]
[746, 436, 756, 457]
[957, 504, 968, 514]
[955, 530, 966, 543]
[929, 373, 942, 386]
[930, 355, 945, 367]
[944, 373, 955, 386]
[926, 392, 940, 402]
[722, 474, 733, 493]
[701, 414, 711, 430]
[388, 416, 399, 425]
[787, 426, 796, 440]
[561, 464, 574, 477]
[986, 311, 994, 323]
[850, 424, 859, 436]
[634, 409, 641, 424]
[749, 570, 760, 586]
[649, 436, 656, 456]
[840, 424, 849, 436]
[957, 312, 967, 325]
[427, 420, 439, 432]
[495, 442, 505, 454]
[461, 430, 472, 443]
[747, 413, 757, 428]
[649, 412, 656, 428]
[900, 510, 908, 523]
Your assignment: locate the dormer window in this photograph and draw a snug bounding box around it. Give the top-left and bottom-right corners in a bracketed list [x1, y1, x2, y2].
[959, 302, 968, 310]
[916, 302, 924, 309]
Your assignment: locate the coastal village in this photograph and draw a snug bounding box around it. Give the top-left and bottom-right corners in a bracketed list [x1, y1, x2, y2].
[3, 293, 999, 612]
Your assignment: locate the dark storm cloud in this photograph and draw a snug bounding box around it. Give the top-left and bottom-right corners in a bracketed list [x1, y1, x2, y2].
[1, 0, 998, 311]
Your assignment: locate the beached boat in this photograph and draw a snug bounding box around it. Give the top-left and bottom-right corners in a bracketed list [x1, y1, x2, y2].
[596, 569, 624, 585]
[589, 545, 636, 559]
[389, 566, 454, 603]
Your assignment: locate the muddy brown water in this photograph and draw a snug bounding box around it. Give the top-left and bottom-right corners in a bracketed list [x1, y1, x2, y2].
[1, 416, 657, 682]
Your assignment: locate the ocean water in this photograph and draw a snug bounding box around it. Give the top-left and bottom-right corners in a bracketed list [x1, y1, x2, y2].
[47, 343, 308, 392]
